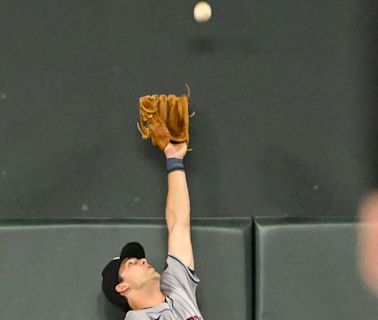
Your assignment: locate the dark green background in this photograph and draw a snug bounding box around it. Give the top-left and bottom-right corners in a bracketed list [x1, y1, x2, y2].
[0, 1, 377, 218]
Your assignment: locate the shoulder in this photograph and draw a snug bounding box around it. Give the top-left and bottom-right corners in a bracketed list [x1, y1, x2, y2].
[125, 311, 150, 320]
[163, 254, 200, 284]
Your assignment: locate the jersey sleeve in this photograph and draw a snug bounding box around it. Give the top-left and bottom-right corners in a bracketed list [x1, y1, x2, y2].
[125, 311, 150, 320]
[160, 254, 200, 300]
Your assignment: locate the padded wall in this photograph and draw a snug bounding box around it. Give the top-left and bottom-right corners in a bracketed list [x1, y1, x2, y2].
[0, 218, 252, 320]
[254, 217, 378, 320]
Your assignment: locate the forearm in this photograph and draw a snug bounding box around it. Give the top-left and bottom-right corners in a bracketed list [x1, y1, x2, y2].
[163, 142, 194, 268]
[165, 170, 191, 232]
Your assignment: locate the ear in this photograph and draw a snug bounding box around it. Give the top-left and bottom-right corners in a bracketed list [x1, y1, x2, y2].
[115, 282, 129, 294]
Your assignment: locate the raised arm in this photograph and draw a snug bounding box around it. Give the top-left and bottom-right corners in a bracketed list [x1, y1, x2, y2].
[164, 142, 194, 270]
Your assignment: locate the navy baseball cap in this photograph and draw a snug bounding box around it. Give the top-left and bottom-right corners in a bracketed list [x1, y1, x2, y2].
[101, 242, 146, 313]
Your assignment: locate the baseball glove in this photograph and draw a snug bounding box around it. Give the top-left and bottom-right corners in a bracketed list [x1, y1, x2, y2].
[137, 85, 194, 151]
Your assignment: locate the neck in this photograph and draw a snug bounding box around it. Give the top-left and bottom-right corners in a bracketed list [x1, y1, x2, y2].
[130, 286, 166, 310]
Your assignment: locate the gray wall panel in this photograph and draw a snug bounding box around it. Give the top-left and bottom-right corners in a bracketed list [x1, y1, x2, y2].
[0, 218, 252, 320]
[255, 217, 378, 320]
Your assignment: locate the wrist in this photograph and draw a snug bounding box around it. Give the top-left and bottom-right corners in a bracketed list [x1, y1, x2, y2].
[165, 154, 184, 160]
[163, 142, 187, 160]
[166, 157, 184, 174]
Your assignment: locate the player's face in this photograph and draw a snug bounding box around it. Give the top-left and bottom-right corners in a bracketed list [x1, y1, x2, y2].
[118, 257, 160, 291]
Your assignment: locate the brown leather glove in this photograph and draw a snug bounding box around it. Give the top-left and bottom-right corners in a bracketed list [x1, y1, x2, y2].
[137, 87, 193, 151]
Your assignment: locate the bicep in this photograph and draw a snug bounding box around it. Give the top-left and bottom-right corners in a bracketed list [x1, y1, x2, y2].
[168, 223, 194, 270]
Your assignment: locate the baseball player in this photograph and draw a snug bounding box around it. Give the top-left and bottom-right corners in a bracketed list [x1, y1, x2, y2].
[102, 92, 203, 319]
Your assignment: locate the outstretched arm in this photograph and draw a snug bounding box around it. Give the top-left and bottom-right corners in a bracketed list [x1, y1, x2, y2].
[164, 142, 194, 270]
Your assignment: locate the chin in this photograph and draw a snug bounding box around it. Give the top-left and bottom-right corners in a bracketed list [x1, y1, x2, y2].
[153, 271, 161, 280]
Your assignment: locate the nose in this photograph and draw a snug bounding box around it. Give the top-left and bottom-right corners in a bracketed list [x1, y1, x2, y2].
[139, 258, 147, 265]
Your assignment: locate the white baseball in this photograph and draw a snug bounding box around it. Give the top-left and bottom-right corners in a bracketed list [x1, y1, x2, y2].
[193, 2, 212, 23]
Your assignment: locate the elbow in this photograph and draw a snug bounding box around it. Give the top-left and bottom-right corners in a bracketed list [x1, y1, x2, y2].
[166, 208, 190, 232]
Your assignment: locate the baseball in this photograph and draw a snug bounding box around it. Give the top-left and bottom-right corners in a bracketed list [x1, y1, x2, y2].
[193, 2, 212, 23]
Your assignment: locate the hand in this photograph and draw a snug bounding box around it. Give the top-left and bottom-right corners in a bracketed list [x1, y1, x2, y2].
[164, 142, 187, 159]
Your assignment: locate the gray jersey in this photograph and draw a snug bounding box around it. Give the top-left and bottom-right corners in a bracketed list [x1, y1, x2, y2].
[125, 254, 203, 320]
